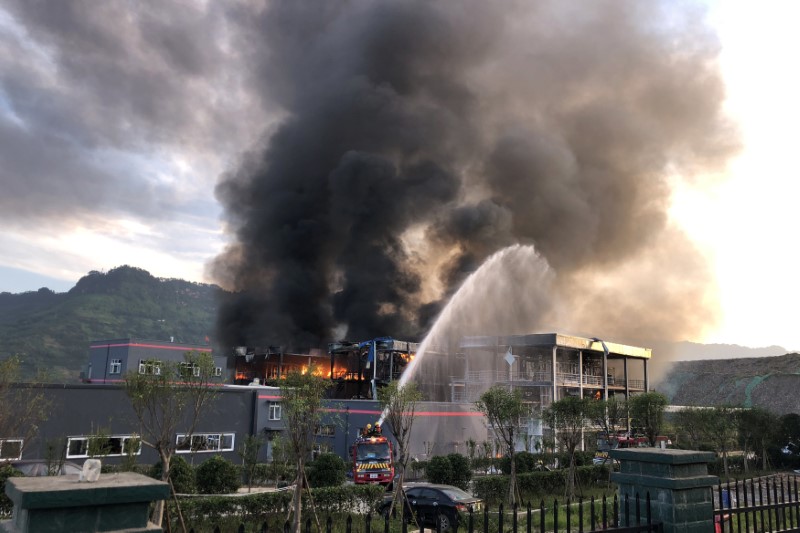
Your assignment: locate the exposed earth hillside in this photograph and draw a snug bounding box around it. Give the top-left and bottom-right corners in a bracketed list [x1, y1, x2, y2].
[661, 352, 800, 415]
[0, 266, 220, 380]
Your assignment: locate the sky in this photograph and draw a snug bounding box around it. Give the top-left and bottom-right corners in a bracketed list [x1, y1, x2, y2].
[0, 1, 797, 350]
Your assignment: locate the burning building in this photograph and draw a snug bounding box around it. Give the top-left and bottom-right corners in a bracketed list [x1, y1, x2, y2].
[230, 337, 418, 399]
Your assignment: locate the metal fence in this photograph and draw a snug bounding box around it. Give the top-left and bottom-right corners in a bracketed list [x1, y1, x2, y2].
[714, 474, 800, 533]
[188, 492, 662, 533]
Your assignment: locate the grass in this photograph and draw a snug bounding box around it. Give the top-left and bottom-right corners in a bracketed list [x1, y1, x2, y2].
[169, 488, 621, 533]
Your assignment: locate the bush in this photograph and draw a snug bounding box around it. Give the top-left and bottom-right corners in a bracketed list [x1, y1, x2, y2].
[195, 455, 242, 494]
[500, 452, 542, 474]
[307, 453, 346, 488]
[473, 465, 610, 504]
[150, 455, 196, 494]
[167, 483, 385, 531]
[446, 453, 472, 490]
[0, 464, 23, 517]
[426, 456, 453, 485]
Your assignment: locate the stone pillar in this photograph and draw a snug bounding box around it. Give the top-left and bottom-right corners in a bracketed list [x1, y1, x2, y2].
[610, 449, 717, 533]
[2, 472, 169, 533]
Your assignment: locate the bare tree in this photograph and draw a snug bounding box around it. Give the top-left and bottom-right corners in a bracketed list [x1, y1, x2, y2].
[124, 350, 219, 526]
[377, 381, 422, 518]
[279, 368, 330, 533]
[475, 386, 530, 506]
[0, 356, 50, 461]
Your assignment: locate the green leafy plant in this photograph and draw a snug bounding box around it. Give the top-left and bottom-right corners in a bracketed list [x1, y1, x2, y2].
[307, 453, 346, 488]
[150, 455, 196, 494]
[195, 455, 241, 494]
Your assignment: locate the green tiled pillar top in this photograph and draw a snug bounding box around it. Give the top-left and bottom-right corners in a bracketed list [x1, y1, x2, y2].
[610, 448, 718, 533]
[2, 472, 169, 533]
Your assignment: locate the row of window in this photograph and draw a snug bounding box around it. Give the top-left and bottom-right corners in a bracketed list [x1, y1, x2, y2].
[106, 359, 222, 377]
[3, 428, 333, 461]
[62, 432, 237, 459]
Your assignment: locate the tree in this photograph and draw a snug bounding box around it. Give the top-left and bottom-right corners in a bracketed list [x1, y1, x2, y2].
[703, 406, 739, 477]
[377, 381, 422, 517]
[0, 356, 50, 460]
[237, 434, 265, 493]
[737, 407, 777, 472]
[279, 368, 330, 533]
[589, 396, 627, 440]
[675, 406, 738, 477]
[628, 392, 668, 447]
[195, 455, 241, 494]
[475, 386, 531, 506]
[543, 396, 592, 499]
[124, 350, 218, 526]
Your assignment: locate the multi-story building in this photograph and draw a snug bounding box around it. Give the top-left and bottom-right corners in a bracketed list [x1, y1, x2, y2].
[83, 338, 228, 384]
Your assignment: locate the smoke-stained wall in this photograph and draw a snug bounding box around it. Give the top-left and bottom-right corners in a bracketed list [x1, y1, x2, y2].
[213, 1, 738, 352]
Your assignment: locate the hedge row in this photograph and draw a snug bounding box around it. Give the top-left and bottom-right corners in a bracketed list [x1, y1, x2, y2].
[472, 465, 611, 504]
[170, 483, 385, 526]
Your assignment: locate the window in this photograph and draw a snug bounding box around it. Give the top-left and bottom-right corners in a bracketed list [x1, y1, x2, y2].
[214, 367, 223, 377]
[66, 435, 142, 459]
[138, 359, 161, 375]
[180, 362, 201, 378]
[175, 433, 235, 454]
[109, 359, 122, 374]
[0, 439, 23, 460]
[268, 403, 281, 421]
[315, 424, 335, 437]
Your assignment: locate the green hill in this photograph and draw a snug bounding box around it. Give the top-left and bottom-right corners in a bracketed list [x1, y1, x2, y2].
[0, 266, 220, 380]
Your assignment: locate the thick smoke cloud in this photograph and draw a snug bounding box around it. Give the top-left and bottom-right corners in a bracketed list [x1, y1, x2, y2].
[214, 0, 738, 350]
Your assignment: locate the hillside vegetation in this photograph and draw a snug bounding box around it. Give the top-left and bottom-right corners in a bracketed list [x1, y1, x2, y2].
[662, 352, 800, 414]
[0, 266, 220, 380]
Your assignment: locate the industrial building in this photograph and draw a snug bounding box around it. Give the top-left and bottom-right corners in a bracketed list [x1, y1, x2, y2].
[3, 333, 651, 466]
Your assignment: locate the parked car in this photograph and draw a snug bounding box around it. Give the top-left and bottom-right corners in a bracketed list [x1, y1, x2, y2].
[9, 460, 83, 477]
[379, 483, 483, 531]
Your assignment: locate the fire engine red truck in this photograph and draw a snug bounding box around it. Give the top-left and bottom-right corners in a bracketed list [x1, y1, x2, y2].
[352, 423, 394, 487]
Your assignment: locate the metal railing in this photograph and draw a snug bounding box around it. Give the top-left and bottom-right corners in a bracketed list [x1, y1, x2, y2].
[714, 474, 800, 533]
[188, 492, 662, 533]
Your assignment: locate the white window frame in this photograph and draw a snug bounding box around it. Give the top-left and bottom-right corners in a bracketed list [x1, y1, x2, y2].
[66, 435, 142, 459]
[0, 439, 23, 460]
[180, 362, 201, 378]
[175, 432, 236, 454]
[138, 359, 161, 375]
[214, 366, 223, 377]
[269, 403, 281, 421]
[315, 424, 335, 437]
[109, 359, 122, 374]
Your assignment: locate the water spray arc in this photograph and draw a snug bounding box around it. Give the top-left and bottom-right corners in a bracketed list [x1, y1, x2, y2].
[377, 243, 554, 425]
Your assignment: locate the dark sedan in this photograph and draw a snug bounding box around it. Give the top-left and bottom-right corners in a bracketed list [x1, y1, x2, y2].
[379, 483, 483, 531]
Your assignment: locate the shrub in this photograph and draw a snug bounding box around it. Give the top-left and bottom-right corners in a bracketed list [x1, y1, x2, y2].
[473, 465, 610, 504]
[426, 456, 452, 485]
[446, 453, 472, 490]
[167, 483, 385, 531]
[307, 453, 346, 488]
[0, 464, 23, 517]
[195, 455, 242, 494]
[150, 455, 196, 494]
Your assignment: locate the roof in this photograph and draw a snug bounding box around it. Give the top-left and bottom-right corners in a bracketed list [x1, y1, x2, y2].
[459, 333, 651, 359]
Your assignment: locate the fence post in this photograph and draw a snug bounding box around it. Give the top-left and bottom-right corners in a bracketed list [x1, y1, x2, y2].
[610, 448, 717, 533]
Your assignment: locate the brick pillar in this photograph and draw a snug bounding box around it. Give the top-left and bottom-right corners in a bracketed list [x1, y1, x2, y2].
[610, 448, 717, 533]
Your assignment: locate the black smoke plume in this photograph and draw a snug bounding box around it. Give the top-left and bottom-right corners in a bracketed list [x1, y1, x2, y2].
[213, 0, 738, 351]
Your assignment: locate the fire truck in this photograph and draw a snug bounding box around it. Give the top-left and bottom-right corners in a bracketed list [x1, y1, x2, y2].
[352, 423, 394, 487]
